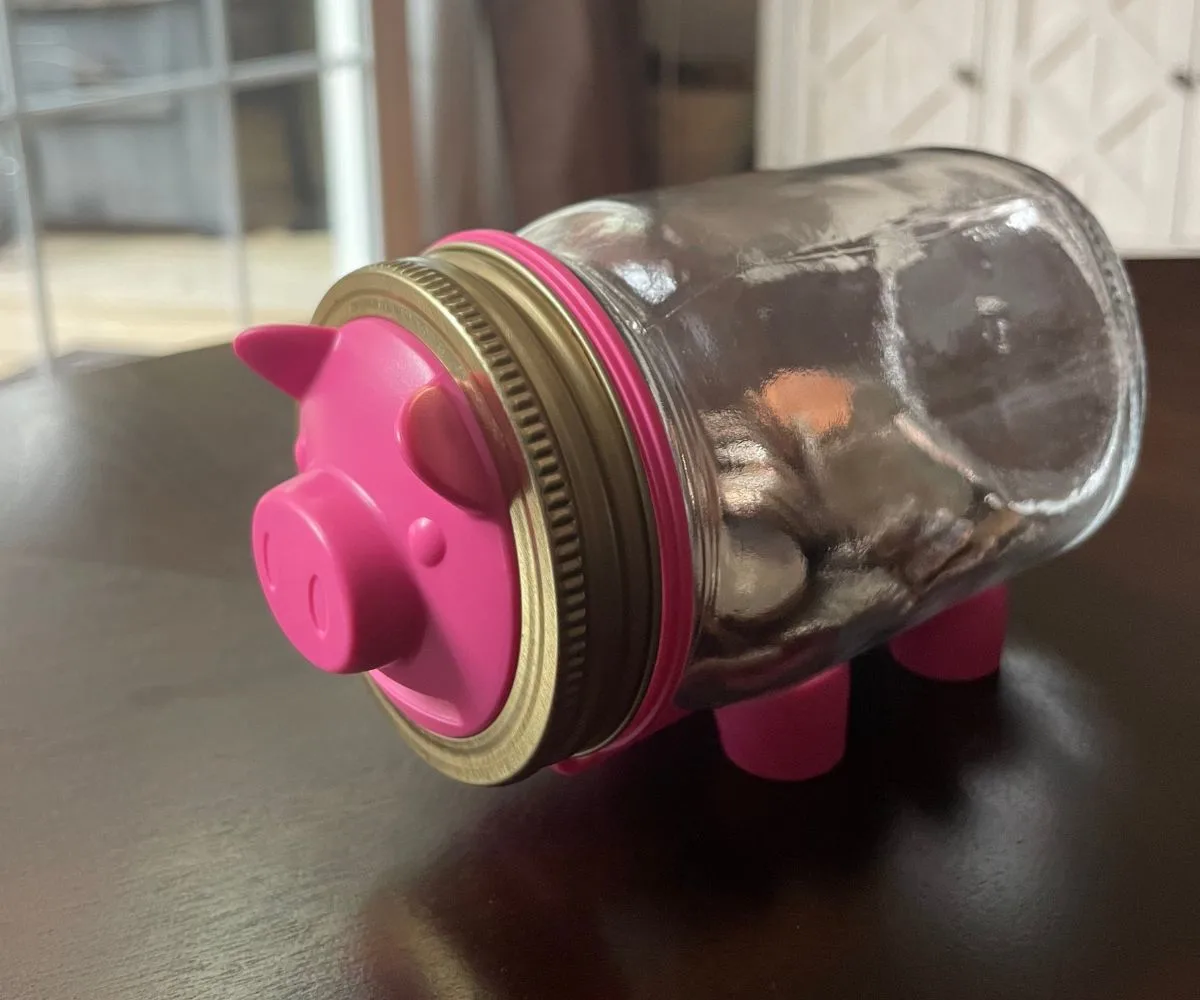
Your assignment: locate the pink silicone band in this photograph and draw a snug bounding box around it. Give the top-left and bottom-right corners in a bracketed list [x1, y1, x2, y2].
[436, 230, 695, 756]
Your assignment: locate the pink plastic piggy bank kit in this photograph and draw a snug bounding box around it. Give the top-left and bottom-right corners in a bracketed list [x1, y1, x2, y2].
[236, 149, 1145, 785]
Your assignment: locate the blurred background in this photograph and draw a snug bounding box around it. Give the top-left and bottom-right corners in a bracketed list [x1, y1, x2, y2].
[0, 0, 1192, 380]
[0, 0, 377, 380]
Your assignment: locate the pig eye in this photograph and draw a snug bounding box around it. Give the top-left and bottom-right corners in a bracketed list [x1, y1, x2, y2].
[408, 517, 447, 567]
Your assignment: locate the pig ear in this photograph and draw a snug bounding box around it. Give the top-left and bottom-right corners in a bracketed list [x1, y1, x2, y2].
[234, 324, 338, 400]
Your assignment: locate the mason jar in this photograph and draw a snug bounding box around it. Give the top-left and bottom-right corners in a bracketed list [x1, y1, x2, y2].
[237, 148, 1145, 784]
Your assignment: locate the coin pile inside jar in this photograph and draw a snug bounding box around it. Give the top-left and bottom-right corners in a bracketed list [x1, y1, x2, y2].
[678, 368, 1034, 708]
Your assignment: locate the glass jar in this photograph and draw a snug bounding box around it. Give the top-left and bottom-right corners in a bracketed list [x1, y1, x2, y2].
[237, 147, 1145, 784]
[519, 147, 1144, 709]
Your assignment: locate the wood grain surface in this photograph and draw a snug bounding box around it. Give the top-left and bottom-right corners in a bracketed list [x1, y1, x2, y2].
[1, 261, 1198, 999]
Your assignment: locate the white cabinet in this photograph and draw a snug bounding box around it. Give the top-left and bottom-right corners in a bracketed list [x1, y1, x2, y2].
[760, 0, 989, 164]
[997, 0, 1194, 250]
[759, 0, 1200, 254]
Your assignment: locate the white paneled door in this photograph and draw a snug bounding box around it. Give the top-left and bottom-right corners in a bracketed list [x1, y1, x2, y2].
[760, 0, 989, 166]
[999, 0, 1194, 251]
[759, 0, 1200, 254]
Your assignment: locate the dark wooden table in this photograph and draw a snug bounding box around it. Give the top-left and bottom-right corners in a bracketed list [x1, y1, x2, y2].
[2, 262, 1198, 1000]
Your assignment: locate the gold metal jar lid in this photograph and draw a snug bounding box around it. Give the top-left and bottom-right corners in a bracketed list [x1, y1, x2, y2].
[312, 244, 659, 784]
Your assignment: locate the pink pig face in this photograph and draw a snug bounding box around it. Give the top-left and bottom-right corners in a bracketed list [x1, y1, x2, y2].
[235, 231, 1014, 787]
[235, 316, 1009, 784]
[236, 320, 520, 737]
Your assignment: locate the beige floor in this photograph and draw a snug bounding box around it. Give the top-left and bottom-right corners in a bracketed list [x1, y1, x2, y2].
[0, 229, 333, 378]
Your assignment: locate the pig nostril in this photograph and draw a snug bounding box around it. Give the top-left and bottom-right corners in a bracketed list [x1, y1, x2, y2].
[308, 574, 328, 634]
[260, 532, 274, 588]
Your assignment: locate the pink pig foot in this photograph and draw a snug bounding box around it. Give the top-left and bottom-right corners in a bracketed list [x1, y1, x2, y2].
[714, 663, 851, 781]
[888, 585, 1009, 682]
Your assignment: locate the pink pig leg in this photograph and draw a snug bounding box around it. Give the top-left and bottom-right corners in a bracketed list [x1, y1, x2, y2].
[888, 585, 1009, 682]
[714, 663, 851, 781]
